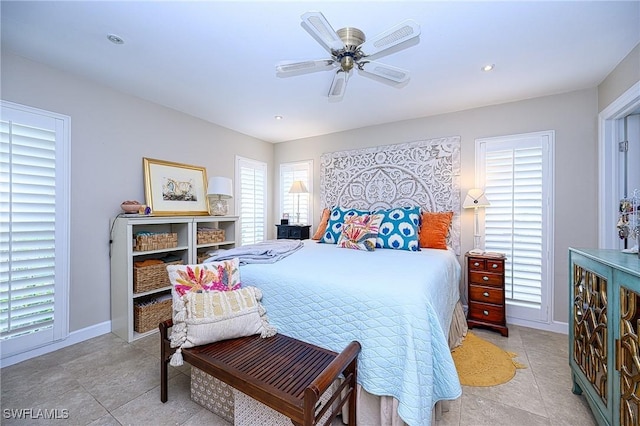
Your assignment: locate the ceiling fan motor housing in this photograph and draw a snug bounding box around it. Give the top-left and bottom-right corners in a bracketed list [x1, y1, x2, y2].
[335, 27, 366, 72]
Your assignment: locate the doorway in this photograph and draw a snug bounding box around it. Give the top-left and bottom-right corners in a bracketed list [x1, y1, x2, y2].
[598, 81, 640, 249]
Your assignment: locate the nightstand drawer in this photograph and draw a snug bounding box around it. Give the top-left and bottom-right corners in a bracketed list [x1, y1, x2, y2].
[468, 257, 504, 273]
[469, 285, 503, 305]
[469, 271, 503, 287]
[275, 224, 311, 240]
[468, 302, 506, 323]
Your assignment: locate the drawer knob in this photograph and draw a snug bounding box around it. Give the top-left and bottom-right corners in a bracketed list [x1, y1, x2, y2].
[474, 262, 480, 267]
[483, 276, 489, 281]
[483, 310, 489, 316]
[492, 263, 498, 269]
[483, 292, 489, 297]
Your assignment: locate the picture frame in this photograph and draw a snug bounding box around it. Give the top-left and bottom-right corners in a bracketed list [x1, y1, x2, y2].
[143, 157, 209, 216]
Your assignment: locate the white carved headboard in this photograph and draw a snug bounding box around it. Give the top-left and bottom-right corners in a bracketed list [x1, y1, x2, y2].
[320, 136, 461, 254]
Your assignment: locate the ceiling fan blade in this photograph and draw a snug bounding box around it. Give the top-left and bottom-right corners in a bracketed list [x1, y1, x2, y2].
[359, 61, 410, 85]
[276, 59, 336, 77]
[301, 11, 345, 54]
[328, 70, 349, 101]
[359, 19, 421, 58]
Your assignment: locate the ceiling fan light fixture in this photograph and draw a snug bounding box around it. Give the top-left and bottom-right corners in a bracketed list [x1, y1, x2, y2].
[340, 55, 355, 72]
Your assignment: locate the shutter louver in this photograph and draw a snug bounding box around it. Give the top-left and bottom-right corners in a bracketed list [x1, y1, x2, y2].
[1, 120, 57, 340]
[238, 159, 267, 245]
[484, 147, 544, 308]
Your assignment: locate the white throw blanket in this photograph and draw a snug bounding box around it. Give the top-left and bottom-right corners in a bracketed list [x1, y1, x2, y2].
[203, 239, 303, 265]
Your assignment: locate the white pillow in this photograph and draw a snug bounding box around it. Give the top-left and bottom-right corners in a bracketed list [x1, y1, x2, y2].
[169, 286, 276, 366]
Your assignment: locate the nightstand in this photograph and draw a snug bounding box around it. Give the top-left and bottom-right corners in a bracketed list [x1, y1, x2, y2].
[466, 252, 508, 337]
[276, 224, 311, 240]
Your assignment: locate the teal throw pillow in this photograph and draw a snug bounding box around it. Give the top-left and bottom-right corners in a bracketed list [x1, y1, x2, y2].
[320, 206, 370, 244]
[374, 206, 421, 251]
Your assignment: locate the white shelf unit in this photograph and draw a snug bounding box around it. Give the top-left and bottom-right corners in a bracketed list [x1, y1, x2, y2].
[193, 216, 239, 262]
[110, 215, 238, 342]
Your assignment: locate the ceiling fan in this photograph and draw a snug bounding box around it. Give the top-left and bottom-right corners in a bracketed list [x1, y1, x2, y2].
[276, 11, 421, 101]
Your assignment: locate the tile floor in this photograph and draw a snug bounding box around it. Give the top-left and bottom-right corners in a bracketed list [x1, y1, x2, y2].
[0, 325, 596, 425]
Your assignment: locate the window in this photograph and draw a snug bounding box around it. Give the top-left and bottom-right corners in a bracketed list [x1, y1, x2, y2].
[279, 161, 312, 225]
[1, 101, 70, 358]
[235, 156, 267, 245]
[476, 131, 554, 324]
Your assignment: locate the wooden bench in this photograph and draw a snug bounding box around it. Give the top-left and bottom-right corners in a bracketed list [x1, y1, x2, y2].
[160, 319, 361, 426]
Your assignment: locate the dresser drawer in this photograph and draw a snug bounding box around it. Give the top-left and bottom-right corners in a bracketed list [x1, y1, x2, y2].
[468, 302, 506, 323]
[469, 271, 503, 287]
[469, 285, 504, 305]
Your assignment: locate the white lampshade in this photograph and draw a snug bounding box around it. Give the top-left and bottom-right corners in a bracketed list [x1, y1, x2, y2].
[463, 188, 490, 209]
[207, 176, 233, 199]
[288, 180, 308, 194]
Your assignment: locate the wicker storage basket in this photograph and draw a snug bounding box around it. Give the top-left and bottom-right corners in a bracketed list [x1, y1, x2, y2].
[134, 297, 172, 333]
[134, 232, 178, 252]
[197, 228, 225, 244]
[133, 260, 182, 294]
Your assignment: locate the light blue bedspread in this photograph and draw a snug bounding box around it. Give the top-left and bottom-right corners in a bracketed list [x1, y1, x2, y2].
[239, 241, 462, 426]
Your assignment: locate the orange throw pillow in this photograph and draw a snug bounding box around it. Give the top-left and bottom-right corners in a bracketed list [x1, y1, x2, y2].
[419, 211, 453, 249]
[312, 208, 331, 240]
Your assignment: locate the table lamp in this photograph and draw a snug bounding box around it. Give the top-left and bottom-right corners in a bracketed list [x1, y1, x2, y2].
[288, 180, 308, 224]
[463, 188, 490, 254]
[207, 176, 233, 216]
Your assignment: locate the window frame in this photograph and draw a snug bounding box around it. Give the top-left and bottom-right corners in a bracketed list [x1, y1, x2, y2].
[279, 160, 313, 226]
[1, 100, 70, 358]
[235, 155, 267, 245]
[475, 130, 555, 325]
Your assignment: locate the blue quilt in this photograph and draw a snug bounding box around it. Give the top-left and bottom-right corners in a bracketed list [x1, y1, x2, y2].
[240, 241, 462, 426]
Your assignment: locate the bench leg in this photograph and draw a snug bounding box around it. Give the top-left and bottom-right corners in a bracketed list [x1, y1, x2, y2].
[347, 358, 357, 426]
[159, 320, 174, 403]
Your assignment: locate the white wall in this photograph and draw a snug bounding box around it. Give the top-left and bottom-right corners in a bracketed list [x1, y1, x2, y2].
[274, 88, 600, 328]
[1, 51, 274, 332]
[4, 40, 637, 338]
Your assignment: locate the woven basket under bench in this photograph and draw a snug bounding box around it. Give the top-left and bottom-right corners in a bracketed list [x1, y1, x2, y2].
[133, 260, 182, 293]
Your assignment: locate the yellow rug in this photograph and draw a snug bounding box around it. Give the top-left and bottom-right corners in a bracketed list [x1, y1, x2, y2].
[451, 332, 526, 387]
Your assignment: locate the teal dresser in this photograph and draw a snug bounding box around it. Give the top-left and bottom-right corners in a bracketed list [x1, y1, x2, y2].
[569, 248, 640, 426]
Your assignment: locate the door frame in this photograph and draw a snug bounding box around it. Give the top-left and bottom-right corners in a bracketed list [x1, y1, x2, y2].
[598, 81, 640, 249]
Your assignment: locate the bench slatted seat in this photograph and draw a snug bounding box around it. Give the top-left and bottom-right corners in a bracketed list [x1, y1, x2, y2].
[160, 320, 360, 426]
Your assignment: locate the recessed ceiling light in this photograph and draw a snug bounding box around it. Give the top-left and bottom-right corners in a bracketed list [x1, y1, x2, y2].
[274, 115, 283, 120]
[107, 34, 124, 45]
[481, 64, 495, 72]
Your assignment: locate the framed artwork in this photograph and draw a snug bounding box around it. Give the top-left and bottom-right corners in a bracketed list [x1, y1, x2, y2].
[143, 157, 209, 216]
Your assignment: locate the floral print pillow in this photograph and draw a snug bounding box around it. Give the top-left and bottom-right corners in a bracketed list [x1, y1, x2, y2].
[168, 258, 241, 297]
[337, 214, 384, 251]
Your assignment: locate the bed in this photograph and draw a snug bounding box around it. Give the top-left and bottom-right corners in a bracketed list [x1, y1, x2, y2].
[240, 240, 463, 426]
[192, 136, 466, 425]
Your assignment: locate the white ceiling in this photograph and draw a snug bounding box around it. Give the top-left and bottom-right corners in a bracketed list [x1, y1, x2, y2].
[2, 1, 639, 143]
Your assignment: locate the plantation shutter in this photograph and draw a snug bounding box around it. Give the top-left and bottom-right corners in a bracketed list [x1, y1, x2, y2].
[477, 131, 553, 322]
[236, 156, 267, 245]
[484, 147, 543, 307]
[280, 161, 312, 225]
[1, 101, 70, 357]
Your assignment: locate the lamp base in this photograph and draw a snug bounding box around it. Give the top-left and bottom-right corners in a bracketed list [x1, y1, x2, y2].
[209, 199, 228, 216]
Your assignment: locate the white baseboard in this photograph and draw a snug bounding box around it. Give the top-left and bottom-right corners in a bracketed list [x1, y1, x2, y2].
[0, 321, 112, 369]
[507, 316, 568, 335]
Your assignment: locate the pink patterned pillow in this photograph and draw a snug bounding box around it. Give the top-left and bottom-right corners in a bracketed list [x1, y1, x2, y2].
[167, 258, 241, 297]
[337, 214, 384, 251]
